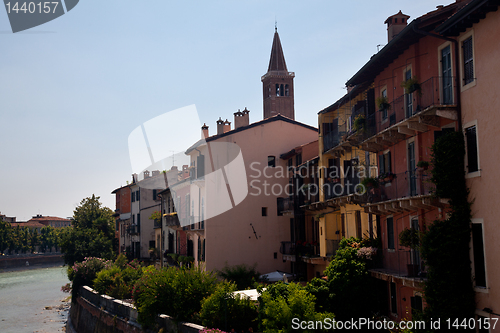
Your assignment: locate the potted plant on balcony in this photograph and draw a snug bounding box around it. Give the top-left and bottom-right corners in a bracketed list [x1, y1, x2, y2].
[417, 160, 430, 171]
[361, 176, 379, 189]
[401, 76, 422, 95]
[353, 114, 365, 132]
[399, 228, 421, 277]
[379, 172, 396, 183]
[376, 96, 391, 112]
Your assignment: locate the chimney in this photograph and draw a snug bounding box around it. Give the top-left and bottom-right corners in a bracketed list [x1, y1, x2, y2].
[201, 123, 209, 139]
[223, 119, 231, 133]
[216, 117, 224, 135]
[132, 173, 138, 183]
[152, 170, 160, 177]
[234, 107, 250, 129]
[143, 170, 150, 179]
[385, 11, 410, 42]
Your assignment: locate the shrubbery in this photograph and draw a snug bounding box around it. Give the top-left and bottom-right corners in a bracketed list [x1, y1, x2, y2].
[323, 237, 380, 320]
[218, 263, 260, 290]
[93, 254, 143, 300]
[258, 282, 334, 333]
[200, 281, 258, 332]
[67, 257, 113, 299]
[132, 266, 218, 328]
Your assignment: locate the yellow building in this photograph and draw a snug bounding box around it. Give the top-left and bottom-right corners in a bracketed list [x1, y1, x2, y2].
[311, 84, 379, 268]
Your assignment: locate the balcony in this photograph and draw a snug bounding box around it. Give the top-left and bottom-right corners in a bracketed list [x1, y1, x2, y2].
[280, 241, 321, 262]
[153, 219, 161, 229]
[127, 224, 139, 235]
[360, 170, 447, 214]
[347, 77, 458, 152]
[325, 239, 340, 257]
[277, 197, 294, 216]
[164, 213, 180, 229]
[369, 249, 426, 288]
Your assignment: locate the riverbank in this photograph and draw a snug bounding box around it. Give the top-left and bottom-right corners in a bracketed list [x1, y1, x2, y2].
[0, 253, 64, 273]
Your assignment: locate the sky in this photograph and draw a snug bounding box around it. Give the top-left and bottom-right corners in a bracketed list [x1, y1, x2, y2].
[0, 0, 454, 221]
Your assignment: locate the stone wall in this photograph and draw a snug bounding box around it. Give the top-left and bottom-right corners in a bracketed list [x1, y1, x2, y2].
[0, 254, 63, 269]
[68, 286, 205, 333]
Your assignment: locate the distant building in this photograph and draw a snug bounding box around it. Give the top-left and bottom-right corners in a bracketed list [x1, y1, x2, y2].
[28, 215, 72, 228]
[0, 212, 16, 223]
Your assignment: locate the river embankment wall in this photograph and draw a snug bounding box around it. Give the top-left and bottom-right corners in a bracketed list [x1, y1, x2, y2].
[67, 286, 204, 333]
[0, 253, 64, 271]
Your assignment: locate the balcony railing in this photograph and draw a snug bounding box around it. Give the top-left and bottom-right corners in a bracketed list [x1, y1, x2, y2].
[280, 241, 319, 257]
[372, 249, 425, 279]
[153, 219, 161, 229]
[383, 76, 455, 133]
[325, 239, 340, 257]
[361, 170, 434, 204]
[127, 224, 139, 235]
[349, 76, 457, 143]
[165, 214, 180, 228]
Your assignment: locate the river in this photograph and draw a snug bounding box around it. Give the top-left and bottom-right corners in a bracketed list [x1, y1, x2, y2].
[0, 266, 70, 333]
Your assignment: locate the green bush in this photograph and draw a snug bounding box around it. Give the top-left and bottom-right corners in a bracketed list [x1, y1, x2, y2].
[218, 263, 260, 290]
[67, 257, 112, 300]
[258, 282, 334, 333]
[132, 266, 218, 328]
[93, 255, 143, 300]
[324, 237, 379, 320]
[200, 281, 258, 332]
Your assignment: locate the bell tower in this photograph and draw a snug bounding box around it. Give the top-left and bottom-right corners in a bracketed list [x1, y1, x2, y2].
[262, 28, 295, 120]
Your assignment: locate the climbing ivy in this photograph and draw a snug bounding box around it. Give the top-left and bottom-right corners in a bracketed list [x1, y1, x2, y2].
[419, 131, 475, 329]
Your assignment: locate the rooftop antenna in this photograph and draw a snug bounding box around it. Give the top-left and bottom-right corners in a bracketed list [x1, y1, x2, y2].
[275, 17, 277, 32]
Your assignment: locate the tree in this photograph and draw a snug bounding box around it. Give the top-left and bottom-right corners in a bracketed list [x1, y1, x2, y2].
[0, 219, 11, 254]
[60, 195, 116, 266]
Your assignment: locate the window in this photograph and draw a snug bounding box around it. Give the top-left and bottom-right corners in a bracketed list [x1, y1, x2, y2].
[356, 211, 362, 239]
[197, 154, 205, 178]
[275, 84, 280, 96]
[131, 191, 135, 202]
[465, 125, 479, 173]
[379, 151, 391, 175]
[472, 223, 486, 288]
[136, 190, 140, 201]
[410, 295, 423, 315]
[262, 207, 268, 216]
[390, 282, 397, 314]
[381, 88, 388, 120]
[153, 189, 157, 200]
[387, 217, 394, 249]
[463, 36, 474, 85]
[268, 156, 276, 167]
[285, 84, 289, 96]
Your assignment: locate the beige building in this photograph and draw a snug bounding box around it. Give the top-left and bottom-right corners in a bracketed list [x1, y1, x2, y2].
[436, 0, 500, 323]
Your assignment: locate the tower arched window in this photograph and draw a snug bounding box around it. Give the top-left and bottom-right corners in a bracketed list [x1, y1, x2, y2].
[275, 84, 280, 96]
[280, 84, 284, 96]
[285, 84, 289, 96]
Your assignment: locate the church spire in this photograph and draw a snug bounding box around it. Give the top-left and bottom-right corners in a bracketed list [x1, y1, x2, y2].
[262, 29, 295, 120]
[267, 30, 288, 72]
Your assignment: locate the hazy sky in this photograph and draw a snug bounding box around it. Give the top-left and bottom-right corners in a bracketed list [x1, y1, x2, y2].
[0, 0, 452, 221]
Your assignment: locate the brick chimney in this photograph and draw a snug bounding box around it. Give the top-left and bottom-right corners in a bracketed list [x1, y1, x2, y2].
[216, 117, 224, 135]
[385, 11, 410, 42]
[132, 173, 138, 183]
[143, 170, 150, 179]
[223, 119, 231, 133]
[201, 123, 209, 139]
[152, 170, 160, 177]
[234, 107, 250, 129]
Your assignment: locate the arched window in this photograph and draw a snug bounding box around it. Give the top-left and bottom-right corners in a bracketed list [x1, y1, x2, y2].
[275, 84, 280, 96]
[285, 84, 289, 96]
[280, 84, 284, 96]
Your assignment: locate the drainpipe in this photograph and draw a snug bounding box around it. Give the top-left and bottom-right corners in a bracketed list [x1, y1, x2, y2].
[412, 25, 462, 130]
